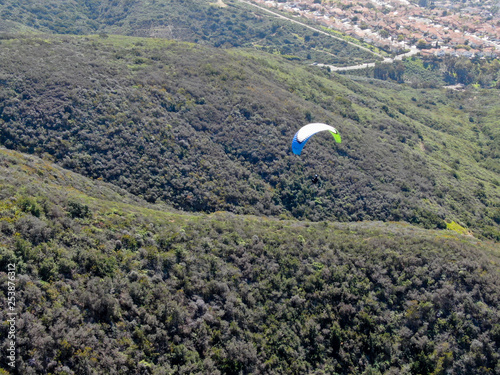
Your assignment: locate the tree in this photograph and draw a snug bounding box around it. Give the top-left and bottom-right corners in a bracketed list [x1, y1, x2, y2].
[416, 39, 429, 49]
[454, 58, 475, 85]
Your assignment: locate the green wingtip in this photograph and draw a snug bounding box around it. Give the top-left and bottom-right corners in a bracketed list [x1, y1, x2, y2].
[330, 130, 342, 143]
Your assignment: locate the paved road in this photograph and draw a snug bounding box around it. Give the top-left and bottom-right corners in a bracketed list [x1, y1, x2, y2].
[235, 0, 420, 72]
[319, 46, 419, 71]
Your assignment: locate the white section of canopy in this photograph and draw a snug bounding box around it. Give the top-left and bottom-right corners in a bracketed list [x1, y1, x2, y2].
[296, 123, 337, 143]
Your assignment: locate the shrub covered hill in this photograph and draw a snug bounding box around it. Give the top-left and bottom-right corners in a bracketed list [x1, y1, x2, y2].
[0, 147, 499, 374]
[0, 34, 499, 240]
[0, 0, 378, 66]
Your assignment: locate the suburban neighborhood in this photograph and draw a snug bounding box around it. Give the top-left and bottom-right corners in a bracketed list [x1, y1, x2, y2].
[250, 0, 500, 58]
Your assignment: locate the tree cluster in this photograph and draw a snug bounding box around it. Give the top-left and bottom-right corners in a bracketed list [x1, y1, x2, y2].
[356, 56, 500, 90]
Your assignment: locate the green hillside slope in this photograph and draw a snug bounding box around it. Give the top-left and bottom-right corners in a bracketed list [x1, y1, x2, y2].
[0, 0, 377, 66]
[0, 34, 498, 239]
[0, 147, 499, 374]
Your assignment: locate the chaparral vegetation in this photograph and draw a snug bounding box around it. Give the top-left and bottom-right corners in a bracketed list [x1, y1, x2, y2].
[0, 0, 499, 374]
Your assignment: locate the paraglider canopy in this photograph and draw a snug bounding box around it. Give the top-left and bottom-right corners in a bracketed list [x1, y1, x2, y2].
[292, 123, 341, 155]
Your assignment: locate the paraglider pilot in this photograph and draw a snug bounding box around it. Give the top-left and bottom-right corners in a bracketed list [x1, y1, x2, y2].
[312, 174, 319, 184]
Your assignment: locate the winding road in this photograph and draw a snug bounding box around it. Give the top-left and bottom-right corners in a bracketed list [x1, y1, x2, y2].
[319, 45, 419, 71]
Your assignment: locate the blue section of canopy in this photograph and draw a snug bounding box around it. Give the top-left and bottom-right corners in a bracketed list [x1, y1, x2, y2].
[292, 132, 314, 155]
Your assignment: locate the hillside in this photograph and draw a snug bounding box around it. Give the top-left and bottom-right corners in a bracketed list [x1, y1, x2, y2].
[0, 34, 498, 240]
[1, 2, 499, 374]
[0, 0, 378, 67]
[0, 147, 499, 374]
